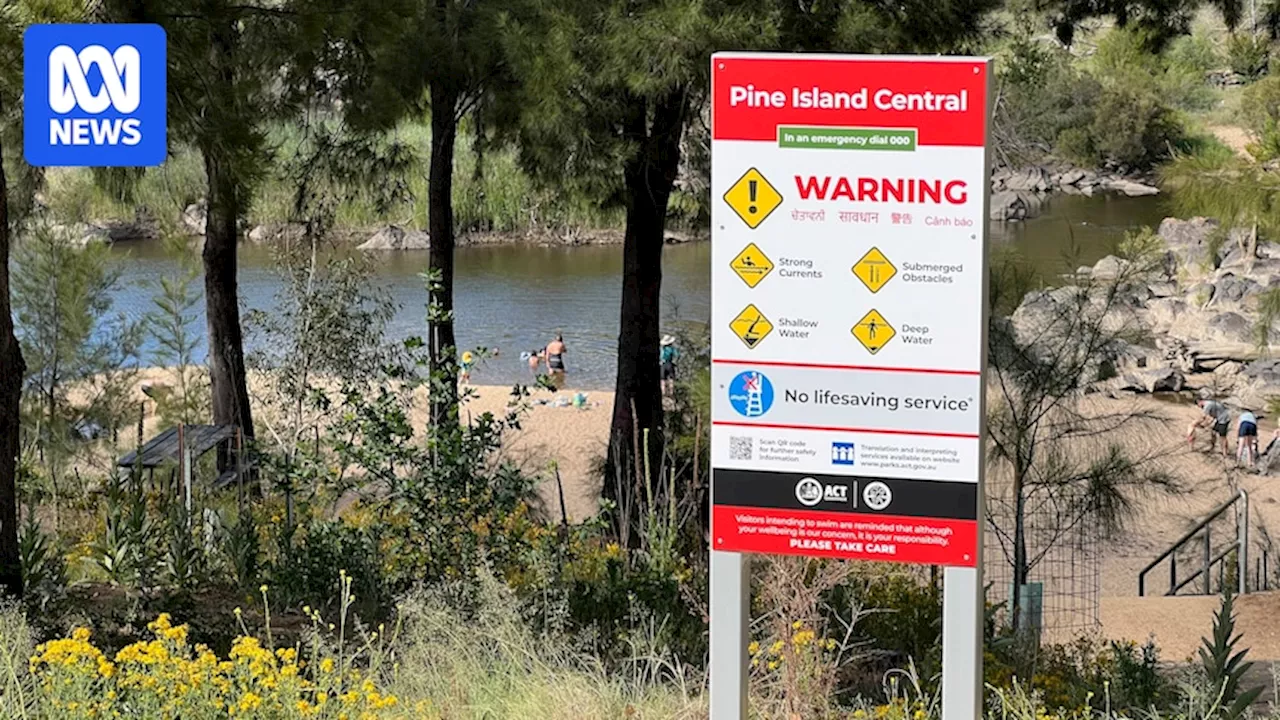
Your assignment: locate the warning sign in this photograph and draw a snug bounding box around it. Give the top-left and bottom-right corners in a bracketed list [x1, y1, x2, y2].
[852, 247, 896, 294]
[730, 243, 774, 288]
[710, 53, 991, 568]
[723, 168, 782, 229]
[729, 304, 774, 349]
[852, 309, 894, 354]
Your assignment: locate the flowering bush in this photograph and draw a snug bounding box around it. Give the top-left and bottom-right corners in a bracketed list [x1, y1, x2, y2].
[21, 574, 424, 720]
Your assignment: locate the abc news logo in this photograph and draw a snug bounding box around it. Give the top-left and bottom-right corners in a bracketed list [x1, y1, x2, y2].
[48, 45, 143, 146]
[24, 24, 166, 167]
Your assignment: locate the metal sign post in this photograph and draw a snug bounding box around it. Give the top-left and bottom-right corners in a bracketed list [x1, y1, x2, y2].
[708, 52, 993, 720]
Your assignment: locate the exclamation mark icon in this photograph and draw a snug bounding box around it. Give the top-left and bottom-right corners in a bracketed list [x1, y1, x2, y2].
[748, 180, 757, 215]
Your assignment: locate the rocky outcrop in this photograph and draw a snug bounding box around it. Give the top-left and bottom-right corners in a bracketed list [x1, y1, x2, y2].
[357, 225, 431, 251]
[990, 164, 1160, 222]
[1010, 217, 1280, 427]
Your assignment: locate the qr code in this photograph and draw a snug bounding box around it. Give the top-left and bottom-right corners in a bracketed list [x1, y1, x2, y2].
[729, 436, 753, 461]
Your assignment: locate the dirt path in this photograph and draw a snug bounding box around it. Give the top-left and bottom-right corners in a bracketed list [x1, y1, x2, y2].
[1208, 124, 1254, 158]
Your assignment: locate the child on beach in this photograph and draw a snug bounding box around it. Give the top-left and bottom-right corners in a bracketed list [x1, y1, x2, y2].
[460, 350, 475, 384]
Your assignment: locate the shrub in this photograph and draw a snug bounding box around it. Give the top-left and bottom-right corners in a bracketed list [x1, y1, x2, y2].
[1228, 33, 1270, 82]
[1089, 82, 1185, 170]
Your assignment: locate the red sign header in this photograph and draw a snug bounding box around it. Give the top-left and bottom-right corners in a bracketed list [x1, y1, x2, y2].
[712, 54, 989, 147]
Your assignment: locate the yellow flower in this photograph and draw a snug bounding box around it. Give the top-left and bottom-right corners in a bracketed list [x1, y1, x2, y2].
[238, 692, 263, 712]
[747, 641, 760, 655]
[320, 658, 335, 673]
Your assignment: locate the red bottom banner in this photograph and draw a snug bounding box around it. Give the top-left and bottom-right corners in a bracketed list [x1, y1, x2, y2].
[713, 505, 978, 567]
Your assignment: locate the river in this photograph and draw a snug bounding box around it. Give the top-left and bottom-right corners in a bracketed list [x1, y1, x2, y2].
[100, 192, 1172, 390]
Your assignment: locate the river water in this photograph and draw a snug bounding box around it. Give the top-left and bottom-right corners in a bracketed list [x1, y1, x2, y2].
[101, 192, 1171, 390]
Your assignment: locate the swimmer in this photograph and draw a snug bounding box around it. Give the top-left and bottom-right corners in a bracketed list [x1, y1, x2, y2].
[545, 333, 567, 386]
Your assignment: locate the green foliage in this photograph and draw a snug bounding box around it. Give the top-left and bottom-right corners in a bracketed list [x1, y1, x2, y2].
[1227, 33, 1270, 82]
[997, 28, 1195, 169]
[146, 235, 209, 427]
[18, 510, 66, 615]
[985, 636, 1170, 713]
[1198, 590, 1263, 719]
[1091, 82, 1186, 170]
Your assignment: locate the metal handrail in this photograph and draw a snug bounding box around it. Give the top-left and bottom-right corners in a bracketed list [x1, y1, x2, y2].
[1139, 489, 1248, 597]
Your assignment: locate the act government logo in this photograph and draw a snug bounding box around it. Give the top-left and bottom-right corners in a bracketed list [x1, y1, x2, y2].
[24, 24, 167, 167]
[727, 370, 773, 418]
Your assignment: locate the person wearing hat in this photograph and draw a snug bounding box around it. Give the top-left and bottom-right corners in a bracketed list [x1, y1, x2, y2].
[660, 334, 679, 397]
[460, 350, 475, 385]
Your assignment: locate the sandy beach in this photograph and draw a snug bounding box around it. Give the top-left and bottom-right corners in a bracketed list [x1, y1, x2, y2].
[109, 369, 612, 522]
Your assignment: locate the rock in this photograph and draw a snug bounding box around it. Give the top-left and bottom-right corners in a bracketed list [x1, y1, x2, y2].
[1206, 312, 1255, 344]
[1160, 217, 1223, 271]
[1149, 281, 1178, 298]
[1091, 255, 1128, 279]
[357, 225, 430, 251]
[1059, 169, 1087, 186]
[49, 223, 110, 247]
[1145, 297, 1187, 334]
[1106, 179, 1160, 197]
[246, 223, 306, 244]
[1187, 282, 1216, 307]
[1212, 273, 1262, 305]
[1138, 367, 1185, 393]
[990, 191, 1026, 221]
[182, 202, 207, 236]
[1005, 167, 1051, 192]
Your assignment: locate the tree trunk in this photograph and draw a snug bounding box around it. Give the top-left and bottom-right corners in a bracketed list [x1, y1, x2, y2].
[0, 124, 26, 598]
[1011, 468, 1027, 634]
[203, 150, 255, 443]
[604, 90, 687, 529]
[427, 79, 460, 427]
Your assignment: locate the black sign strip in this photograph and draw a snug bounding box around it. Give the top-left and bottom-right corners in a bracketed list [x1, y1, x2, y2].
[712, 468, 977, 521]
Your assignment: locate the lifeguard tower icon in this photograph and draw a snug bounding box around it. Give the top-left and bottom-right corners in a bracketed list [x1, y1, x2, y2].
[728, 370, 774, 418]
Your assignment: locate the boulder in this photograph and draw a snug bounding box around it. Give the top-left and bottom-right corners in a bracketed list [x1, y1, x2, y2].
[1187, 282, 1216, 307]
[1160, 217, 1222, 271]
[357, 225, 430, 251]
[1059, 169, 1088, 186]
[1148, 281, 1178, 298]
[247, 223, 307, 244]
[1212, 273, 1262, 305]
[1106, 179, 1160, 197]
[1005, 167, 1051, 192]
[1138, 367, 1185, 393]
[1206, 312, 1255, 344]
[991, 168, 1012, 191]
[49, 223, 111, 247]
[182, 202, 207, 236]
[1091, 254, 1128, 279]
[1144, 297, 1187, 334]
[990, 191, 1027, 221]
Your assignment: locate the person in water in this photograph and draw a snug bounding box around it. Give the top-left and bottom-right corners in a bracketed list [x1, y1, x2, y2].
[523, 349, 544, 378]
[660, 334, 679, 397]
[460, 350, 475, 385]
[545, 333, 567, 385]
